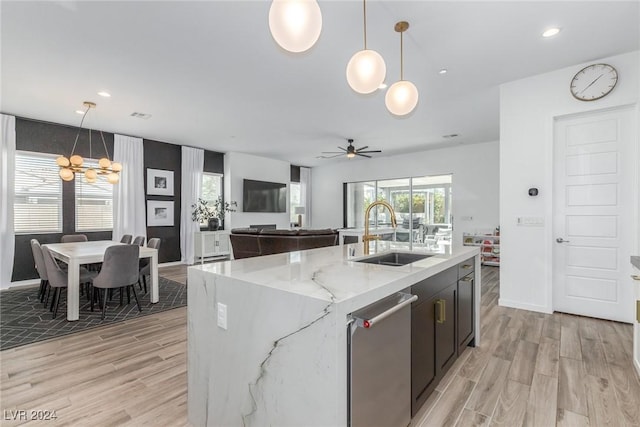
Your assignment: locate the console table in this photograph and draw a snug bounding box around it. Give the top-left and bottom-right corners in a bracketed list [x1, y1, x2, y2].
[194, 230, 231, 264]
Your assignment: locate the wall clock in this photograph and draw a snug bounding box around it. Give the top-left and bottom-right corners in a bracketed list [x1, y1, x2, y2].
[570, 63, 618, 101]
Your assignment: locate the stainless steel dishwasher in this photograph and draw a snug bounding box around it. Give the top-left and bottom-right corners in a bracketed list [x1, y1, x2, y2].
[348, 291, 417, 427]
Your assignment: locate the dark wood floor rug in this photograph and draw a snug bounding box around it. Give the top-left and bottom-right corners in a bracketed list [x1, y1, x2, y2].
[0, 277, 186, 350]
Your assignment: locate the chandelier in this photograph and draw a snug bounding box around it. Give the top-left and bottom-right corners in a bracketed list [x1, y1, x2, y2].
[56, 101, 122, 184]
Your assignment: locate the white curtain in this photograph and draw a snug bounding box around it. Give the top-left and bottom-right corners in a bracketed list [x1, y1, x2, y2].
[300, 166, 312, 228]
[113, 134, 146, 242]
[180, 146, 204, 264]
[1, 115, 16, 287]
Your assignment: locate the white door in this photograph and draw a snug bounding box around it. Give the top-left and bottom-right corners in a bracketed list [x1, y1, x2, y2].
[553, 106, 637, 323]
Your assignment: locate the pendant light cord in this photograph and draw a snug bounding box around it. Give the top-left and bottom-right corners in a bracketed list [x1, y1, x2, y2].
[69, 104, 111, 162]
[70, 106, 90, 156]
[363, 0, 367, 50]
[400, 31, 404, 80]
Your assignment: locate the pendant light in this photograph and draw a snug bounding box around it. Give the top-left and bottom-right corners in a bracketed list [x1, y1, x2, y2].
[385, 21, 419, 116]
[56, 101, 122, 184]
[269, 0, 322, 53]
[346, 0, 386, 94]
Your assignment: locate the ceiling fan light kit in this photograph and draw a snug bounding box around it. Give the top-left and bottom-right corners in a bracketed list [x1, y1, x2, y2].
[386, 21, 419, 116]
[268, 0, 322, 53]
[346, 0, 386, 94]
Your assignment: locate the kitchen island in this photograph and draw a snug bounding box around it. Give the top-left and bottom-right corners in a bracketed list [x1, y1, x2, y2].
[187, 241, 480, 426]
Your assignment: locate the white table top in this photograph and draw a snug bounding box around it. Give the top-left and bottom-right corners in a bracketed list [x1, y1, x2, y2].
[44, 240, 157, 262]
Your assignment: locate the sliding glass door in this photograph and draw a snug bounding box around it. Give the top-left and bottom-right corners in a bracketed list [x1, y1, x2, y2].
[344, 174, 453, 246]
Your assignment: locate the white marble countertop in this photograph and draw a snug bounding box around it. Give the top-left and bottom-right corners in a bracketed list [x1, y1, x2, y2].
[191, 241, 479, 311]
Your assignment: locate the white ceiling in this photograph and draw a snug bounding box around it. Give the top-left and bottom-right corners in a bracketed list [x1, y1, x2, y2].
[2, 1, 638, 167]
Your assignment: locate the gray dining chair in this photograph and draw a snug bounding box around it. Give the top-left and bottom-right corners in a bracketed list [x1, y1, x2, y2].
[132, 236, 145, 246]
[120, 234, 133, 244]
[41, 247, 95, 319]
[139, 238, 161, 294]
[30, 239, 48, 303]
[61, 234, 88, 243]
[91, 245, 141, 320]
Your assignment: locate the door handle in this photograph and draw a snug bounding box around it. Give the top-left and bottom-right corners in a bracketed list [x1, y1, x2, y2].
[435, 299, 446, 324]
[556, 238, 570, 243]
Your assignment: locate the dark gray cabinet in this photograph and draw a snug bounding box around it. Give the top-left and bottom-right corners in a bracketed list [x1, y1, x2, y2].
[410, 258, 476, 417]
[457, 258, 475, 355]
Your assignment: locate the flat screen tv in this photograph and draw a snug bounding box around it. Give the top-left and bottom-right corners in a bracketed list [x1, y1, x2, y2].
[243, 179, 287, 213]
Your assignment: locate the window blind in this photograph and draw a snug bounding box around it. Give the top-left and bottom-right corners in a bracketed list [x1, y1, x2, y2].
[14, 152, 63, 234]
[75, 160, 114, 231]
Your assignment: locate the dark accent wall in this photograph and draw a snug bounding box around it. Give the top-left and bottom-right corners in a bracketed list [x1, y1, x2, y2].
[143, 139, 182, 263]
[290, 165, 301, 183]
[12, 118, 114, 281]
[11, 117, 226, 282]
[204, 150, 224, 174]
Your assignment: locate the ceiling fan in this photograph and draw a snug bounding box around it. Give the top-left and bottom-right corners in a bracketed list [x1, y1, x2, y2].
[318, 139, 382, 159]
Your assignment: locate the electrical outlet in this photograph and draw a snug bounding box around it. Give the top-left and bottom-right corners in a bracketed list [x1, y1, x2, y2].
[217, 303, 228, 330]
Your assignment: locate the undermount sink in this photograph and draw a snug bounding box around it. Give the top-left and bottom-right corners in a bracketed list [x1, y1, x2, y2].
[355, 252, 433, 267]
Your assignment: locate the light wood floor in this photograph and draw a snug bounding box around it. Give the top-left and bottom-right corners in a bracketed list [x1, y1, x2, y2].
[1, 265, 638, 426]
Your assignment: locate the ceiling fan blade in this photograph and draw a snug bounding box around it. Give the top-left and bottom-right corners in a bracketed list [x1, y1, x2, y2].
[321, 151, 343, 154]
[338, 146, 347, 151]
[356, 146, 369, 151]
[316, 153, 343, 159]
[358, 150, 382, 154]
[356, 153, 372, 158]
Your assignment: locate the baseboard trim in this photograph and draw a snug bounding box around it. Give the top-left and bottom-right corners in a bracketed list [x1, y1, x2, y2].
[2, 279, 40, 291]
[159, 261, 183, 268]
[498, 298, 552, 314]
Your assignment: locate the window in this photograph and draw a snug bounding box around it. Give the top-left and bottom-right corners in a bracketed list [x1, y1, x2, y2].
[290, 182, 301, 224]
[14, 151, 63, 234]
[344, 175, 453, 244]
[75, 159, 114, 231]
[199, 173, 223, 225]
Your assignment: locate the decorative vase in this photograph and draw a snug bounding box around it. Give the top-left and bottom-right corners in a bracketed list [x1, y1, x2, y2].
[208, 218, 220, 231]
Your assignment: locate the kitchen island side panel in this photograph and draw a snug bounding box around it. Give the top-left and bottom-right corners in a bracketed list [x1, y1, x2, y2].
[188, 267, 346, 427]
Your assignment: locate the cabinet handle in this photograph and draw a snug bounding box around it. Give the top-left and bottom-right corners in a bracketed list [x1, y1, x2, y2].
[435, 299, 446, 324]
[460, 276, 473, 282]
[461, 264, 473, 269]
[632, 275, 640, 281]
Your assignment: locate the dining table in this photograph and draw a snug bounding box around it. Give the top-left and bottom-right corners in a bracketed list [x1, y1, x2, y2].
[43, 240, 159, 321]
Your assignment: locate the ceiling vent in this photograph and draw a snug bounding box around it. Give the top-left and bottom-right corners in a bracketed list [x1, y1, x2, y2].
[443, 133, 459, 138]
[130, 112, 152, 119]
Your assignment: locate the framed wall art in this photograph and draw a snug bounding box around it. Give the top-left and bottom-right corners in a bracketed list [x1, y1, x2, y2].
[147, 200, 174, 227]
[147, 168, 174, 196]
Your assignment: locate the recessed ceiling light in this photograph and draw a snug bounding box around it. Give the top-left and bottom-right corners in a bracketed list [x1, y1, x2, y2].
[75, 110, 84, 114]
[97, 91, 111, 97]
[439, 69, 448, 75]
[378, 83, 388, 89]
[542, 28, 561, 38]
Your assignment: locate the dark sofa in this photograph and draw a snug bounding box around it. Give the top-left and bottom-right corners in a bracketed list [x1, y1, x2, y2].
[230, 228, 338, 259]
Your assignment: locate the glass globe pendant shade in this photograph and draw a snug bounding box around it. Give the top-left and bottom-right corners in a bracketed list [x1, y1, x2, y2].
[111, 162, 122, 172]
[385, 80, 419, 116]
[107, 173, 120, 184]
[59, 168, 74, 181]
[56, 156, 70, 167]
[269, 0, 322, 53]
[69, 154, 84, 167]
[98, 157, 111, 169]
[85, 168, 98, 183]
[346, 49, 386, 94]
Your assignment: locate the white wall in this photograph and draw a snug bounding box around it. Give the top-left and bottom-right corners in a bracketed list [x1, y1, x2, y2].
[224, 152, 291, 229]
[500, 50, 639, 313]
[312, 141, 500, 246]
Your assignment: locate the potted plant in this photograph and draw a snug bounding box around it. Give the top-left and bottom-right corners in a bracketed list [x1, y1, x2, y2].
[191, 197, 237, 231]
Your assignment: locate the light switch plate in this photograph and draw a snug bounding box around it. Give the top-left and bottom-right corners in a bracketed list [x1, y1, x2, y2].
[217, 303, 228, 330]
[516, 216, 544, 226]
